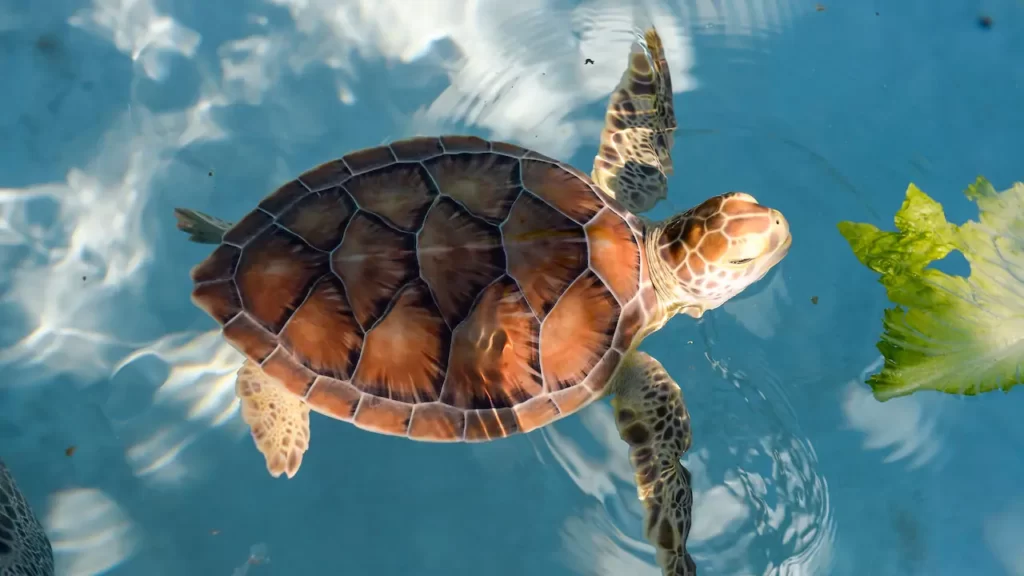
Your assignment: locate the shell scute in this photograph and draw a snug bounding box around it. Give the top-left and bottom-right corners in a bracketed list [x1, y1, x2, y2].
[343, 163, 437, 232]
[259, 180, 309, 215]
[439, 275, 543, 410]
[261, 346, 318, 397]
[331, 211, 418, 329]
[223, 210, 274, 246]
[440, 135, 491, 153]
[581, 347, 624, 395]
[513, 397, 561, 433]
[421, 152, 520, 223]
[586, 207, 641, 304]
[549, 385, 594, 415]
[464, 409, 520, 442]
[409, 403, 466, 441]
[522, 149, 558, 163]
[612, 298, 647, 353]
[191, 280, 240, 324]
[520, 159, 605, 224]
[539, 270, 620, 392]
[235, 226, 330, 333]
[501, 191, 588, 319]
[221, 314, 277, 363]
[279, 275, 363, 381]
[351, 281, 449, 404]
[298, 159, 352, 193]
[190, 243, 239, 283]
[306, 376, 361, 421]
[343, 145, 396, 174]
[490, 140, 530, 158]
[417, 197, 506, 328]
[277, 188, 356, 251]
[353, 396, 412, 436]
[390, 136, 445, 162]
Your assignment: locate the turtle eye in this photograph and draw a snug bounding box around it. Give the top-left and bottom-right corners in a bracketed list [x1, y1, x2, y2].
[730, 257, 754, 265]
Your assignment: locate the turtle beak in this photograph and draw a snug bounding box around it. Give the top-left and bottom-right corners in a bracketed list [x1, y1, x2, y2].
[769, 209, 791, 260]
[750, 210, 791, 282]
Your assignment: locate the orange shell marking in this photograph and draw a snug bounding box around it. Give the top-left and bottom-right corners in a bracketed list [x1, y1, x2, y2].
[189, 135, 655, 442]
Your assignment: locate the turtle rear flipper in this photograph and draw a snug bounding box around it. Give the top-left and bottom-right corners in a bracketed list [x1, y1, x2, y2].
[235, 361, 311, 479]
[0, 459, 55, 576]
[173, 207, 233, 244]
[610, 351, 696, 576]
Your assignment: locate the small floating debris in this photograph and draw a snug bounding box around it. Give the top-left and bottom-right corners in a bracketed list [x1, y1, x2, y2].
[978, 15, 993, 29]
[65, 446, 76, 457]
[815, 3, 826, 11]
[810, 296, 819, 305]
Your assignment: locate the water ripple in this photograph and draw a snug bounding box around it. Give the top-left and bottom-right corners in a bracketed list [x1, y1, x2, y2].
[546, 398, 834, 574]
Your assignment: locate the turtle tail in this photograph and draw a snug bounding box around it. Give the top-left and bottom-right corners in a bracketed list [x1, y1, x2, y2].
[173, 207, 233, 244]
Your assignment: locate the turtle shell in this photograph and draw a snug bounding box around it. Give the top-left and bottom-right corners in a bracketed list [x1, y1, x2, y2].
[189, 135, 661, 442]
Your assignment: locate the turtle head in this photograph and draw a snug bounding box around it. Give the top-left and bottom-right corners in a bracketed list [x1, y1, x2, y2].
[650, 192, 791, 319]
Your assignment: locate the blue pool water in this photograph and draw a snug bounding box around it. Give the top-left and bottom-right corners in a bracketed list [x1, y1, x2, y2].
[1, 0, 1022, 574]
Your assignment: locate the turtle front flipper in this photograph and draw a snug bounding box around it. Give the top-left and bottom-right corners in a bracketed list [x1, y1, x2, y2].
[235, 361, 311, 479]
[591, 27, 678, 215]
[173, 207, 234, 244]
[0, 459, 55, 576]
[610, 351, 695, 576]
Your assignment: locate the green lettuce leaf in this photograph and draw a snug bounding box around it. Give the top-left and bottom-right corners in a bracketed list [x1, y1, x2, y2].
[837, 176, 1024, 401]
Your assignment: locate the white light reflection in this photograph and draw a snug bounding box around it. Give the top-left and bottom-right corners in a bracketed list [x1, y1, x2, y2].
[842, 356, 944, 470]
[69, 0, 201, 81]
[112, 330, 249, 486]
[45, 488, 138, 576]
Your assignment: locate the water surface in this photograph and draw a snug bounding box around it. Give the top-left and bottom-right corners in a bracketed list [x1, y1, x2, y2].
[1, 0, 1022, 574]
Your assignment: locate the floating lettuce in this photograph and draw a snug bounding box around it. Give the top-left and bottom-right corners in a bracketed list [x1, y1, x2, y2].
[838, 177, 1024, 401]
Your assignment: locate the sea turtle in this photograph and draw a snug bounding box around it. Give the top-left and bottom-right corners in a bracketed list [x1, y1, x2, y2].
[174, 28, 790, 576]
[0, 459, 55, 576]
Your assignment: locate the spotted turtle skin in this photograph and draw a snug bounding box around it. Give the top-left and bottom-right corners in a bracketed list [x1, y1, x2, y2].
[189, 135, 664, 442]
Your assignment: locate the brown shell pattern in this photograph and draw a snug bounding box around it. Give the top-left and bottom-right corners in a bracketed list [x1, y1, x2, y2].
[190, 135, 658, 442]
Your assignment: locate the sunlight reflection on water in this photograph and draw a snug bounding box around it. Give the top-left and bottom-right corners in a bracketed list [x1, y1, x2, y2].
[46, 488, 138, 576]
